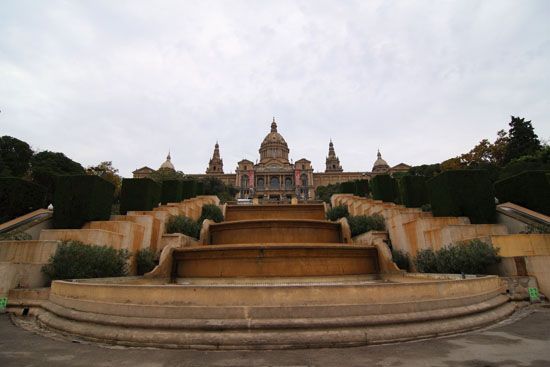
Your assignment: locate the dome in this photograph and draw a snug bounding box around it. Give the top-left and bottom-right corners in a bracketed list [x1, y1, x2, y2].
[372, 150, 389, 172]
[260, 119, 288, 148]
[159, 152, 175, 171]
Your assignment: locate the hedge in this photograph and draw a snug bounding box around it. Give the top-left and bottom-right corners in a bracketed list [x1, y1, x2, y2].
[427, 170, 495, 224]
[0, 177, 47, 223]
[53, 175, 114, 229]
[494, 170, 550, 215]
[196, 181, 205, 196]
[181, 180, 197, 200]
[370, 174, 399, 203]
[398, 176, 428, 208]
[354, 179, 370, 197]
[340, 181, 356, 194]
[119, 178, 161, 215]
[161, 179, 183, 205]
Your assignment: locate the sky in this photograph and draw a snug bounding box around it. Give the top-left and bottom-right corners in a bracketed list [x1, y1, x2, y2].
[1, 0, 549, 178]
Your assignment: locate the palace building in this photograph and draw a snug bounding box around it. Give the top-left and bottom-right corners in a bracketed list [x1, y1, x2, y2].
[133, 118, 411, 200]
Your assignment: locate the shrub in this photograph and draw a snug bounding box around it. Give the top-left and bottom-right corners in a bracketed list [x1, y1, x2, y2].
[421, 203, 432, 212]
[414, 239, 500, 274]
[42, 240, 129, 281]
[398, 176, 428, 208]
[414, 249, 438, 273]
[0, 230, 32, 241]
[196, 181, 205, 196]
[165, 215, 200, 238]
[354, 179, 370, 197]
[119, 178, 161, 215]
[326, 205, 349, 221]
[391, 249, 410, 271]
[340, 181, 356, 194]
[181, 180, 197, 200]
[370, 174, 399, 203]
[494, 170, 550, 215]
[136, 248, 157, 275]
[161, 179, 183, 205]
[198, 204, 223, 224]
[0, 177, 47, 223]
[427, 170, 495, 224]
[315, 183, 341, 203]
[522, 224, 550, 234]
[348, 214, 386, 237]
[53, 175, 114, 229]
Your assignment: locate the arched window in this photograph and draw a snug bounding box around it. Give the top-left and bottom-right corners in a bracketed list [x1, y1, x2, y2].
[270, 177, 280, 189]
[257, 178, 264, 189]
[285, 177, 292, 189]
[241, 175, 249, 188]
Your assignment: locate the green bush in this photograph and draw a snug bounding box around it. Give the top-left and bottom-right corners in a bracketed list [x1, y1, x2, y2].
[0, 230, 32, 241]
[326, 205, 349, 221]
[181, 179, 197, 200]
[161, 179, 183, 205]
[370, 174, 399, 203]
[136, 248, 157, 275]
[522, 224, 550, 234]
[42, 240, 129, 280]
[315, 183, 341, 203]
[340, 181, 356, 194]
[427, 170, 496, 224]
[165, 215, 200, 238]
[414, 239, 500, 274]
[196, 181, 205, 196]
[354, 179, 370, 197]
[494, 170, 550, 215]
[119, 178, 161, 215]
[398, 176, 428, 208]
[0, 177, 47, 223]
[198, 204, 223, 224]
[414, 249, 438, 273]
[391, 249, 410, 271]
[53, 175, 114, 229]
[348, 214, 386, 237]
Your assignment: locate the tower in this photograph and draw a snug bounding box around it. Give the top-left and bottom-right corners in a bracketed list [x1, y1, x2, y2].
[206, 142, 224, 174]
[325, 140, 343, 172]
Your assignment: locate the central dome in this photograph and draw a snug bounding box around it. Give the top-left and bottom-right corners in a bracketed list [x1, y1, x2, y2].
[259, 118, 290, 164]
[261, 120, 288, 147]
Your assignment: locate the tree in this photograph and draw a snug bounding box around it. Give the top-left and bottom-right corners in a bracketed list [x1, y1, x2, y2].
[149, 169, 185, 182]
[0, 136, 33, 177]
[86, 161, 122, 199]
[408, 164, 441, 178]
[503, 116, 542, 164]
[31, 151, 85, 201]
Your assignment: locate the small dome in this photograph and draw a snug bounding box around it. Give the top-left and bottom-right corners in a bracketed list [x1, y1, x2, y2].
[372, 150, 389, 171]
[159, 152, 175, 171]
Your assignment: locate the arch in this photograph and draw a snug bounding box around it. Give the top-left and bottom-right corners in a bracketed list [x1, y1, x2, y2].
[241, 175, 249, 188]
[270, 177, 280, 189]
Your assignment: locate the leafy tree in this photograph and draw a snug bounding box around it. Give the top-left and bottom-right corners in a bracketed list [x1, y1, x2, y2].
[30, 151, 85, 201]
[499, 146, 550, 180]
[315, 183, 341, 203]
[86, 161, 122, 199]
[201, 177, 238, 203]
[408, 164, 441, 178]
[0, 136, 33, 177]
[503, 116, 542, 164]
[149, 169, 185, 182]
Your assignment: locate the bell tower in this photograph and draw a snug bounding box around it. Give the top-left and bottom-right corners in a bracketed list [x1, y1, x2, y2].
[325, 140, 343, 172]
[206, 141, 224, 174]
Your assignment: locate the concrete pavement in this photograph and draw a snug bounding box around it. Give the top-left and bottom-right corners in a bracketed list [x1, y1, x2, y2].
[0, 305, 549, 367]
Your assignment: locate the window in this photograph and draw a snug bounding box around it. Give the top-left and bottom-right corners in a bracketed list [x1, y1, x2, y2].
[285, 177, 292, 189]
[270, 177, 280, 189]
[241, 175, 249, 188]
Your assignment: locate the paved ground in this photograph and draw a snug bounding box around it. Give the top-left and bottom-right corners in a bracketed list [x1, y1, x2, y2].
[1, 306, 549, 367]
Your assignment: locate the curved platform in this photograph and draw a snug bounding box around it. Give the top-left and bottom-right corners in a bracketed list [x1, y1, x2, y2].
[35, 274, 514, 349]
[208, 219, 345, 245]
[173, 243, 379, 277]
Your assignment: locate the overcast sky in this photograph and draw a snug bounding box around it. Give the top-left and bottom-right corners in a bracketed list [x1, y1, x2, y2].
[1, 1, 549, 177]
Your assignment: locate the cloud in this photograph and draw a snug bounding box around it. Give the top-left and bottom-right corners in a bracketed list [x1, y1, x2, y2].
[1, 0, 549, 177]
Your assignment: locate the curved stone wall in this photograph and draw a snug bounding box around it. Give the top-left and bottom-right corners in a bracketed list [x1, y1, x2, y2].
[35, 274, 514, 349]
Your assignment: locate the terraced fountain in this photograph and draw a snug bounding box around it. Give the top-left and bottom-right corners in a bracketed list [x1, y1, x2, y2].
[36, 203, 514, 349]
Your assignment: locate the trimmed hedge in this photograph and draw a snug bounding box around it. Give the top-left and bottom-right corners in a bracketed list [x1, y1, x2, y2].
[354, 179, 370, 197]
[181, 180, 197, 200]
[398, 175, 428, 208]
[0, 177, 47, 223]
[370, 174, 399, 203]
[340, 181, 356, 194]
[427, 170, 495, 224]
[161, 179, 183, 205]
[196, 181, 205, 196]
[53, 175, 114, 229]
[494, 170, 550, 215]
[120, 178, 161, 215]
